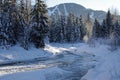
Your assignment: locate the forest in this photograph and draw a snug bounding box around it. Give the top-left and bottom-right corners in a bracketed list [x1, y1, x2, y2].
[0, 0, 120, 50]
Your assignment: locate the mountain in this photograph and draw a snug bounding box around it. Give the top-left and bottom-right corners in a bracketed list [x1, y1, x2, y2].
[48, 3, 106, 22]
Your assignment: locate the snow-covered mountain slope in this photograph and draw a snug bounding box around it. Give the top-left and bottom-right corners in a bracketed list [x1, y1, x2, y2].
[48, 3, 106, 22]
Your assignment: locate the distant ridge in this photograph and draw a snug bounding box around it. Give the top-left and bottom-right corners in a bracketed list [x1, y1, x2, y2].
[48, 3, 106, 22]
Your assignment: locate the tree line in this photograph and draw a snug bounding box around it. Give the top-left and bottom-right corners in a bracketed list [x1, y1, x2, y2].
[0, 0, 48, 50]
[49, 10, 120, 50]
[0, 0, 120, 50]
[49, 14, 86, 43]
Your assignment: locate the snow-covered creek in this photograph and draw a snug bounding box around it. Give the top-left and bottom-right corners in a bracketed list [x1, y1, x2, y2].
[0, 51, 95, 80]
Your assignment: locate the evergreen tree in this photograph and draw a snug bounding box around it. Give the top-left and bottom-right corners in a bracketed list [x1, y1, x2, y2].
[66, 13, 73, 42]
[79, 15, 86, 40]
[1, 0, 17, 46]
[110, 12, 120, 50]
[18, 0, 29, 50]
[0, 0, 25, 47]
[110, 24, 118, 50]
[59, 15, 66, 42]
[30, 0, 48, 48]
[49, 17, 56, 42]
[19, 0, 25, 16]
[74, 16, 85, 41]
[101, 19, 107, 38]
[54, 18, 62, 42]
[0, 0, 3, 46]
[92, 19, 101, 38]
[115, 22, 120, 46]
[106, 10, 113, 38]
[74, 17, 80, 41]
[49, 14, 86, 43]
[0, 0, 3, 10]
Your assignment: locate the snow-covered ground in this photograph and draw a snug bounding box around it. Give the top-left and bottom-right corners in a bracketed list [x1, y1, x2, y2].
[0, 43, 120, 80]
[0, 45, 52, 63]
[81, 45, 120, 80]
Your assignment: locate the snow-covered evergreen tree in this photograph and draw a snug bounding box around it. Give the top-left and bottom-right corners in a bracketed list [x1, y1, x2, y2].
[54, 18, 62, 42]
[49, 15, 66, 43]
[1, 0, 17, 46]
[78, 15, 86, 40]
[0, 0, 3, 46]
[92, 19, 101, 38]
[17, 0, 29, 50]
[101, 19, 107, 38]
[49, 17, 56, 42]
[110, 24, 118, 50]
[73, 17, 79, 41]
[110, 10, 120, 50]
[106, 10, 112, 38]
[49, 17, 61, 43]
[30, 0, 48, 48]
[66, 13, 73, 42]
[19, 0, 25, 16]
[49, 14, 86, 43]
[59, 15, 66, 42]
[0, 0, 3, 10]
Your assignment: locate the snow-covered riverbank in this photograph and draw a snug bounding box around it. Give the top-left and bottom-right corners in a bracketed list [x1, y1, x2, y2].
[0, 43, 120, 80]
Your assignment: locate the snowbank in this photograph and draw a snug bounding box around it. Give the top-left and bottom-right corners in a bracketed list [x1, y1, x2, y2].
[0, 43, 120, 80]
[81, 45, 120, 80]
[0, 45, 52, 63]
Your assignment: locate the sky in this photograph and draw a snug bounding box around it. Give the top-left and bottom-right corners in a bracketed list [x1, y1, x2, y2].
[45, 0, 120, 12]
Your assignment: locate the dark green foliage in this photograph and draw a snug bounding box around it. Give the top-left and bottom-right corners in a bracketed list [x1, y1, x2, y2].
[0, 0, 49, 49]
[49, 14, 86, 43]
[30, 0, 48, 48]
[92, 19, 101, 38]
[0, 0, 120, 51]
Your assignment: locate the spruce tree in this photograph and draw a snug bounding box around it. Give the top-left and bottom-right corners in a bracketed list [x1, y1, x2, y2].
[79, 15, 86, 40]
[110, 13, 120, 50]
[0, 0, 3, 10]
[74, 17, 80, 41]
[106, 10, 112, 38]
[19, 0, 25, 16]
[18, 0, 29, 50]
[30, 0, 48, 48]
[101, 19, 107, 38]
[92, 19, 101, 38]
[66, 13, 73, 42]
[54, 18, 62, 42]
[1, 0, 17, 46]
[59, 15, 66, 42]
[0, 0, 3, 46]
[49, 17, 56, 42]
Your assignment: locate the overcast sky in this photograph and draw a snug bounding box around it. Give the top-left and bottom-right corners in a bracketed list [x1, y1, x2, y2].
[45, 0, 120, 12]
